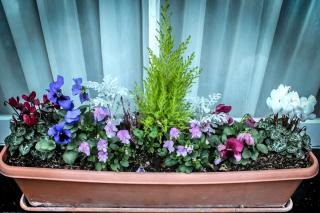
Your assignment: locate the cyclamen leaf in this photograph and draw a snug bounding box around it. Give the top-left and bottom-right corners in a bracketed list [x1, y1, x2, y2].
[242, 147, 251, 159]
[256, 144, 268, 154]
[63, 151, 78, 165]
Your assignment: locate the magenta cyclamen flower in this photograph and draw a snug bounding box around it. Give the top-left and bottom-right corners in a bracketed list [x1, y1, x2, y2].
[169, 127, 180, 139]
[163, 140, 175, 153]
[218, 138, 244, 162]
[78, 141, 90, 156]
[98, 151, 108, 163]
[104, 120, 118, 138]
[245, 117, 256, 128]
[189, 120, 202, 139]
[237, 133, 254, 145]
[117, 130, 131, 144]
[215, 104, 232, 114]
[93, 107, 110, 122]
[97, 139, 108, 152]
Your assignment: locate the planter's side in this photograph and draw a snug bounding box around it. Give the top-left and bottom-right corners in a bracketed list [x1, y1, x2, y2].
[16, 178, 302, 208]
[0, 146, 318, 208]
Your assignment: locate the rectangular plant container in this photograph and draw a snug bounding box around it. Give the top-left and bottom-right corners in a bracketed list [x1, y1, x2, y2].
[0, 146, 318, 209]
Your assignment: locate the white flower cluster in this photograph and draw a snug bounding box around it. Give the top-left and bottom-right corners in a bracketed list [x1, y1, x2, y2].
[266, 84, 317, 121]
[187, 93, 222, 120]
[84, 75, 130, 117]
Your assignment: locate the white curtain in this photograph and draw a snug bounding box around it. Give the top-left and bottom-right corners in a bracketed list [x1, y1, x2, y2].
[0, 0, 319, 117]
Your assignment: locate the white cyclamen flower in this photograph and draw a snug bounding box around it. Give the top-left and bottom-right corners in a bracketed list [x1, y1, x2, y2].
[296, 95, 317, 121]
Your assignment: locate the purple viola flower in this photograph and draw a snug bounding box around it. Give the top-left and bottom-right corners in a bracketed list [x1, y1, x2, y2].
[93, 107, 110, 122]
[176, 145, 188, 157]
[189, 126, 202, 139]
[186, 145, 193, 154]
[117, 130, 131, 144]
[78, 141, 90, 156]
[72, 78, 89, 103]
[189, 120, 202, 139]
[64, 109, 81, 124]
[136, 167, 146, 173]
[104, 120, 118, 138]
[97, 139, 108, 152]
[163, 140, 175, 153]
[98, 151, 108, 163]
[214, 158, 222, 165]
[47, 75, 74, 111]
[47, 75, 64, 103]
[48, 122, 72, 144]
[169, 127, 180, 139]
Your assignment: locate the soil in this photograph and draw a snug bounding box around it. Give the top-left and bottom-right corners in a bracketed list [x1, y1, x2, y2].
[5, 151, 310, 172]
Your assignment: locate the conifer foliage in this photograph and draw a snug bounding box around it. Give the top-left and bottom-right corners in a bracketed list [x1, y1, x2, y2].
[135, 1, 201, 136]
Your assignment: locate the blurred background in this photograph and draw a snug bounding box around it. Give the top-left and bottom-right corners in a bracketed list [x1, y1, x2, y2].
[0, 0, 319, 117]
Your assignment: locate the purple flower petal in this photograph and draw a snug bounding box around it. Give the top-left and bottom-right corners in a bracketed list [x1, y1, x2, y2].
[163, 140, 175, 153]
[117, 130, 131, 144]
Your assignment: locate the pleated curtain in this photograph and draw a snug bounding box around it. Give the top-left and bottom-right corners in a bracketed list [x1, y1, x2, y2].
[0, 0, 319, 117]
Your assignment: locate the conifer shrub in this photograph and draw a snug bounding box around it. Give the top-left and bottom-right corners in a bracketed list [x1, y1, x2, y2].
[135, 1, 201, 137]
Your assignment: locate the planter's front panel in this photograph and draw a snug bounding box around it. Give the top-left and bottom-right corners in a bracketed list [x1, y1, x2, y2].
[16, 178, 301, 208]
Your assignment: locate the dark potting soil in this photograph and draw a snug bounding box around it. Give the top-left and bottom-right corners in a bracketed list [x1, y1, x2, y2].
[5, 150, 310, 172]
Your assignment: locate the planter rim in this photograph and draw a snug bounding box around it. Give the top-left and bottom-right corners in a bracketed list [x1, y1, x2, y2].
[0, 146, 318, 185]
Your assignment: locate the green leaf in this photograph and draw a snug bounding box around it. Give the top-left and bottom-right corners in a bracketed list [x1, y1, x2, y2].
[133, 129, 144, 139]
[250, 150, 259, 161]
[66, 142, 77, 151]
[208, 135, 220, 146]
[177, 165, 192, 173]
[120, 159, 129, 167]
[158, 148, 168, 157]
[242, 147, 251, 159]
[13, 136, 24, 146]
[77, 133, 87, 141]
[256, 144, 268, 154]
[110, 163, 120, 171]
[16, 127, 26, 137]
[148, 127, 158, 139]
[164, 158, 177, 167]
[223, 127, 235, 136]
[63, 151, 78, 165]
[19, 143, 32, 155]
[95, 163, 102, 171]
[35, 138, 56, 152]
[109, 143, 119, 150]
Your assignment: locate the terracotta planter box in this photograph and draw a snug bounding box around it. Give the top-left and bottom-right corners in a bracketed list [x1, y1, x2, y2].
[0, 146, 318, 209]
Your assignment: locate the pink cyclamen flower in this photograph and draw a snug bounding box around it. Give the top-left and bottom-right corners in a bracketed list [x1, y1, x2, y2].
[169, 127, 180, 139]
[97, 139, 108, 152]
[104, 120, 118, 138]
[237, 133, 254, 145]
[78, 141, 90, 156]
[163, 140, 175, 153]
[215, 104, 232, 114]
[98, 151, 108, 163]
[218, 138, 244, 162]
[245, 117, 256, 128]
[93, 107, 110, 122]
[117, 130, 131, 144]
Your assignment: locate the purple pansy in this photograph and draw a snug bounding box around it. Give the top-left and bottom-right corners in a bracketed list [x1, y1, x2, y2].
[97, 139, 108, 152]
[117, 130, 131, 144]
[98, 151, 108, 163]
[104, 120, 118, 138]
[237, 133, 254, 145]
[163, 140, 175, 153]
[176, 145, 188, 157]
[64, 109, 81, 124]
[47, 75, 74, 111]
[189, 120, 202, 139]
[93, 107, 110, 122]
[169, 127, 180, 139]
[48, 122, 72, 144]
[78, 141, 90, 156]
[72, 78, 89, 103]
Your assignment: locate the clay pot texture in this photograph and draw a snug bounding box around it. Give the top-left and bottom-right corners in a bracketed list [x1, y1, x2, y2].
[0, 146, 318, 208]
